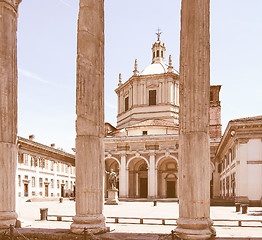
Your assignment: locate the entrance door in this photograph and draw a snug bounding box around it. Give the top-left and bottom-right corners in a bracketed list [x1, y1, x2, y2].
[24, 184, 29, 197]
[167, 181, 176, 198]
[61, 185, 64, 197]
[140, 178, 148, 198]
[45, 184, 49, 197]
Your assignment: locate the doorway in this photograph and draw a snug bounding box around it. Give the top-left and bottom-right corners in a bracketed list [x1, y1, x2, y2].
[140, 178, 148, 198]
[24, 183, 29, 197]
[45, 184, 49, 197]
[61, 185, 64, 197]
[166, 181, 176, 198]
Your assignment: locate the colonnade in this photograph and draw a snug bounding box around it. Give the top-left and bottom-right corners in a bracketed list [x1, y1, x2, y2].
[0, 0, 214, 238]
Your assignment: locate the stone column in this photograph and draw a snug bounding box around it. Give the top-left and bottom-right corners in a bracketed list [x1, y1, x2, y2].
[70, 0, 106, 234]
[0, 0, 21, 229]
[119, 154, 127, 198]
[175, 0, 215, 239]
[148, 152, 156, 198]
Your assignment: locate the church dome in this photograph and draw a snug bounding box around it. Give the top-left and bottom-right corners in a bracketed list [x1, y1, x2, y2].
[140, 62, 178, 76]
[140, 62, 168, 75]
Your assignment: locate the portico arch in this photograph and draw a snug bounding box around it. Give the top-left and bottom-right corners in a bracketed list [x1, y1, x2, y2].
[157, 156, 178, 198]
[104, 157, 120, 197]
[127, 157, 149, 198]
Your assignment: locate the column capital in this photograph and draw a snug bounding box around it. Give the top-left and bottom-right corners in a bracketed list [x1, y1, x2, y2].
[1, 0, 21, 12]
[120, 152, 127, 157]
[149, 151, 155, 157]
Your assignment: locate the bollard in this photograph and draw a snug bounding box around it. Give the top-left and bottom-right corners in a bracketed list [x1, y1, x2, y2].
[153, 200, 157, 206]
[241, 204, 248, 214]
[40, 208, 48, 220]
[235, 203, 241, 212]
[10, 224, 14, 240]
[83, 227, 87, 240]
[59, 197, 63, 203]
[171, 230, 175, 240]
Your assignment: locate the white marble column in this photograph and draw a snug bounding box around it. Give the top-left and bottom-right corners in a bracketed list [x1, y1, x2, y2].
[119, 154, 127, 197]
[0, 0, 21, 229]
[135, 173, 139, 197]
[71, 0, 106, 234]
[148, 153, 156, 198]
[175, 0, 215, 239]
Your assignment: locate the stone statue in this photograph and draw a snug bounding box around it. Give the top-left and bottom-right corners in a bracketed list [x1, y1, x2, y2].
[105, 169, 117, 190]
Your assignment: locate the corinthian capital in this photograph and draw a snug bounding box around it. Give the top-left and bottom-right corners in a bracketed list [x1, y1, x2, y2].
[1, 0, 22, 11]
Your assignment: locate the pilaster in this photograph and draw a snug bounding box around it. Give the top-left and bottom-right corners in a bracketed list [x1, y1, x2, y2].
[119, 153, 127, 198]
[148, 152, 156, 198]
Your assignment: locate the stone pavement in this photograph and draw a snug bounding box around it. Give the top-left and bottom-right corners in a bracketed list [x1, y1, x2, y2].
[16, 199, 262, 238]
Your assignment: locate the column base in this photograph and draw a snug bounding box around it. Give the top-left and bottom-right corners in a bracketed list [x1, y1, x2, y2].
[175, 218, 216, 240]
[0, 211, 18, 229]
[70, 214, 106, 234]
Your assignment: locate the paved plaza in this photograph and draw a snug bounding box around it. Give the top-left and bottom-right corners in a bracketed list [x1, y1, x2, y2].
[16, 199, 262, 238]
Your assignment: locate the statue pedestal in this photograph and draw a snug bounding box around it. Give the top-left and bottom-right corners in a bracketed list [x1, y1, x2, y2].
[105, 189, 119, 205]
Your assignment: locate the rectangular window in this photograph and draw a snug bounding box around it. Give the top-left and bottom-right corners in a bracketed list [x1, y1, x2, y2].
[18, 153, 24, 164]
[39, 178, 43, 188]
[24, 154, 28, 166]
[51, 179, 54, 188]
[18, 175, 21, 187]
[57, 180, 60, 188]
[32, 177, 35, 187]
[142, 131, 148, 135]
[50, 161, 54, 171]
[149, 90, 156, 105]
[125, 96, 129, 111]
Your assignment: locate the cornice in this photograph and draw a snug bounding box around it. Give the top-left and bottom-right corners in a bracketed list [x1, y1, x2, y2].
[215, 118, 262, 159]
[115, 72, 179, 93]
[17, 136, 75, 166]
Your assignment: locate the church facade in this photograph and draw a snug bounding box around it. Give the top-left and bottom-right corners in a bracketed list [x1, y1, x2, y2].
[104, 37, 222, 199]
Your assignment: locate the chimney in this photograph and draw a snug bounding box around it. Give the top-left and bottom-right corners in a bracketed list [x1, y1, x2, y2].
[29, 135, 35, 140]
[50, 143, 55, 148]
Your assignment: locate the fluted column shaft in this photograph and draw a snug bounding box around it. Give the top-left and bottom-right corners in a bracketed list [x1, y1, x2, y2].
[175, 0, 215, 239]
[70, 0, 106, 234]
[0, 0, 21, 229]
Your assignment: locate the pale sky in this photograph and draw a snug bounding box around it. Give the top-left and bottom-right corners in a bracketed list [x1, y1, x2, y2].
[17, 0, 262, 153]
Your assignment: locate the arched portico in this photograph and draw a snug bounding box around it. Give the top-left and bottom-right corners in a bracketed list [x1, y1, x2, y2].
[104, 157, 120, 197]
[127, 157, 149, 198]
[157, 156, 178, 198]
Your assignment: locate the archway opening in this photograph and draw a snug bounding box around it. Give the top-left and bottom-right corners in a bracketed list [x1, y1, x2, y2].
[157, 157, 178, 198]
[105, 158, 119, 197]
[128, 158, 148, 198]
